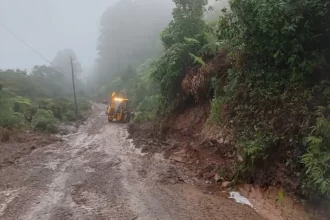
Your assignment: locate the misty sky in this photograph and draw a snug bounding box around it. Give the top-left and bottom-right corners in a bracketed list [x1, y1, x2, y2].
[0, 0, 118, 71]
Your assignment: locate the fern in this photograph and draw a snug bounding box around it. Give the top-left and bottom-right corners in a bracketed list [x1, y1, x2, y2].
[199, 42, 220, 56]
[199, 32, 221, 56]
[189, 53, 205, 66]
[184, 37, 200, 44]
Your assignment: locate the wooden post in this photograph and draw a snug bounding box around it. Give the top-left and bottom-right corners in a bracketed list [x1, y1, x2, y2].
[70, 57, 78, 115]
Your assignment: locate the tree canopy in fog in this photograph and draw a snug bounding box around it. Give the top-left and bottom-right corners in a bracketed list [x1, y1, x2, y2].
[52, 49, 82, 77]
[95, 0, 174, 85]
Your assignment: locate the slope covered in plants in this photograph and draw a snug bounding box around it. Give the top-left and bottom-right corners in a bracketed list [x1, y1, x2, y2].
[94, 0, 330, 209]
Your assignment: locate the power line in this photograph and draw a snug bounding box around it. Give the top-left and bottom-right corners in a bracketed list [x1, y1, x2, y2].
[0, 21, 78, 77]
[1, 21, 80, 110]
[0, 21, 54, 65]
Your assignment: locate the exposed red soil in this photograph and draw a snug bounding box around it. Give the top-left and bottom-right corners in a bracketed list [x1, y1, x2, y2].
[129, 104, 237, 185]
[128, 104, 328, 220]
[239, 184, 328, 220]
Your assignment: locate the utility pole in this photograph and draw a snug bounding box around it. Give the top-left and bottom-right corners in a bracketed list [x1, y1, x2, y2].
[70, 56, 78, 116]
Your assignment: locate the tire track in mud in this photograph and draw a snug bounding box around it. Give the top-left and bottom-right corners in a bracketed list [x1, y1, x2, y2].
[0, 103, 262, 220]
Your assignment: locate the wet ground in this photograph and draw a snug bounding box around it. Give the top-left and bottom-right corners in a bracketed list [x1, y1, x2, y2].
[0, 103, 262, 220]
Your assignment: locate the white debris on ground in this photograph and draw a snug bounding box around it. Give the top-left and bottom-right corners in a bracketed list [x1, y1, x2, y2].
[58, 123, 77, 135]
[229, 192, 254, 208]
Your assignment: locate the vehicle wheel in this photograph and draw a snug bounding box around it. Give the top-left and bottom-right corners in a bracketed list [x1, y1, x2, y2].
[108, 117, 111, 122]
[122, 113, 128, 123]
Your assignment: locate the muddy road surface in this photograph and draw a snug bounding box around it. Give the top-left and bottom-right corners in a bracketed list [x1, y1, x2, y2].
[0, 104, 262, 220]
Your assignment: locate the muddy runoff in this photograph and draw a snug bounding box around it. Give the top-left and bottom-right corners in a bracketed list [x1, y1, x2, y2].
[0, 103, 261, 220]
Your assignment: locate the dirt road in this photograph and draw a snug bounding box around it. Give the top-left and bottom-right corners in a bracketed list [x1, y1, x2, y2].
[0, 104, 262, 220]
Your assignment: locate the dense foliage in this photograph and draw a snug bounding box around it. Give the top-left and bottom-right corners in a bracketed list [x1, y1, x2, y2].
[31, 109, 58, 132]
[0, 88, 90, 132]
[214, 0, 330, 200]
[0, 92, 26, 128]
[151, 0, 222, 103]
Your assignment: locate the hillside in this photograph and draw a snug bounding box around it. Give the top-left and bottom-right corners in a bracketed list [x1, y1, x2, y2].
[125, 0, 330, 218]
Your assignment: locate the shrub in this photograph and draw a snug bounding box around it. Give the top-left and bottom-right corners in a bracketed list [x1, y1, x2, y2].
[133, 95, 164, 123]
[0, 107, 24, 128]
[0, 93, 25, 128]
[302, 109, 330, 199]
[77, 98, 91, 111]
[36, 97, 91, 121]
[65, 110, 76, 122]
[209, 97, 223, 124]
[31, 109, 58, 132]
[151, 0, 209, 102]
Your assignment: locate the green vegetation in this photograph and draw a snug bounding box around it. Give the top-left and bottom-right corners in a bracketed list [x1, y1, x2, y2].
[0, 88, 90, 132]
[0, 50, 91, 132]
[95, 0, 330, 203]
[214, 0, 330, 201]
[1, 0, 327, 208]
[31, 109, 58, 132]
[2, 0, 327, 209]
[0, 92, 26, 128]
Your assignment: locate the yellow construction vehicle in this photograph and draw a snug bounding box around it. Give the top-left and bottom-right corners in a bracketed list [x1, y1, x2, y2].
[106, 91, 131, 123]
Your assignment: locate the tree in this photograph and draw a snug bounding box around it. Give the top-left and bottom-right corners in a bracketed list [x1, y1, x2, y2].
[0, 69, 32, 96]
[51, 49, 86, 97]
[205, 0, 229, 22]
[95, 0, 173, 85]
[152, 0, 209, 101]
[52, 49, 82, 78]
[30, 65, 66, 97]
[161, 0, 208, 49]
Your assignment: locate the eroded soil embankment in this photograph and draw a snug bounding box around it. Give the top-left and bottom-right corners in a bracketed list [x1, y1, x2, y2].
[128, 104, 237, 188]
[0, 129, 60, 170]
[128, 104, 327, 220]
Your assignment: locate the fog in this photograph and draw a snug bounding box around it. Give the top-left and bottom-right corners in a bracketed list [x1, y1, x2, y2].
[0, 0, 119, 70]
[0, 0, 228, 85]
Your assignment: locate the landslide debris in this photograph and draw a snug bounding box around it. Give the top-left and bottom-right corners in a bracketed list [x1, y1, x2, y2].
[0, 128, 60, 170]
